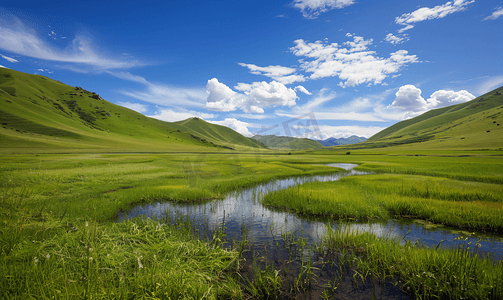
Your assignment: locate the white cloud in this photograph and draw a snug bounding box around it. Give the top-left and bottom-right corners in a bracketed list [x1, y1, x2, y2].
[148, 108, 215, 122]
[390, 85, 427, 112]
[107, 71, 149, 84]
[398, 25, 415, 33]
[318, 125, 385, 139]
[277, 111, 387, 122]
[390, 84, 475, 113]
[111, 71, 207, 108]
[484, 7, 503, 20]
[205, 78, 298, 114]
[395, 0, 475, 32]
[209, 118, 254, 137]
[238, 63, 305, 84]
[117, 102, 149, 113]
[476, 75, 503, 94]
[427, 89, 475, 107]
[384, 33, 409, 45]
[294, 85, 312, 95]
[0, 65, 7, 69]
[36, 68, 54, 74]
[290, 36, 418, 87]
[0, 15, 143, 71]
[1, 54, 18, 63]
[292, 0, 356, 19]
[293, 88, 336, 113]
[231, 114, 272, 120]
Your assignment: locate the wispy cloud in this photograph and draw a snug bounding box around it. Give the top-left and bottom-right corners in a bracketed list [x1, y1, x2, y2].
[292, 0, 356, 19]
[476, 75, 503, 94]
[107, 71, 207, 108]
[484, 6, 503, 20]
[0, 14, 144, 71]
[238, 63, 305, 85]
[1, 54, 18, 63]
[148, 108, 215, 122]
[395, 0, 475, 32]
[117, 102, 149, 113]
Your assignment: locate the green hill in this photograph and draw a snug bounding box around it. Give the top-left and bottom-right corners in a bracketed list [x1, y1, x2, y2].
[359, 86, 503, 150]
[0, 68, 267, 152]
[172, 118, 267, 150]
[252, 134, 324, 150]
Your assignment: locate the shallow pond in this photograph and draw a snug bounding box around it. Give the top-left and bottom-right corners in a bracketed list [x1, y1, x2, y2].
[118, 163, 503, 299]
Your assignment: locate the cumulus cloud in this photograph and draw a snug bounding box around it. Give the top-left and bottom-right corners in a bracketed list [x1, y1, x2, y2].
[292, 0, 356, 19]
[390, 85, 427, 112]
[0, 14, 143, 71]
[384, 33, 409, 45]
[395, 0, 475, 32]
[149, 108, 215, 122]
[390, 84, 475, 113]
[484, 7, 503, 20]
[427, 89, 475, 107]
[205, 78, 298, 114]
[290, 35, 418, 87]
[209, 118, 254, 137]
[0, 65, 7, 69]
[1, 54, 18, 63]
[117, 102, 149, 113]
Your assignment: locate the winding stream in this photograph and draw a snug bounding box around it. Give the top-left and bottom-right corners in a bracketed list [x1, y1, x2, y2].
[117, 163, 503, 299]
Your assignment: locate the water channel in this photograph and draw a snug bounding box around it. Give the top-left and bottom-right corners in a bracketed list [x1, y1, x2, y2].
[117, 163, 503, 299]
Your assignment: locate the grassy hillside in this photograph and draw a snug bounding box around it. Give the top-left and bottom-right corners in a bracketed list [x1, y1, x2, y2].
[0, 68, 266, 152]
[356, 86, 503, 150]
[172, 118, 267, 150]
[252, 134, 324, 150]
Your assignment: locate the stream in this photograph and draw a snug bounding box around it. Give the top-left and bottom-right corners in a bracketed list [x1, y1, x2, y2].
[117, 163, 503, 299]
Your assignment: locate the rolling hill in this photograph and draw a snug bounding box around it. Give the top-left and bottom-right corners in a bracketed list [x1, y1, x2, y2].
[0, 68, 267, 152]
[252, 135, 324, 150]
[356, 86, 503, 150]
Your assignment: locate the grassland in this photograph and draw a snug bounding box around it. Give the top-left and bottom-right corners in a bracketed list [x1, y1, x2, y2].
[0, 152, 346, 299]
[1, 68, 503, 298]
[322, 226, 503, 299]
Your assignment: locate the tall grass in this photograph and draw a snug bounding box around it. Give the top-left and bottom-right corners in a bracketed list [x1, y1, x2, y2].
[1, 216, 242, 299]
[322, 225, 503, 299]
[263, 174, 503, 232]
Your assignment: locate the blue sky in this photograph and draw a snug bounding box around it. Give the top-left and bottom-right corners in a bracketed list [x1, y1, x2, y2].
[1, 0, 502, 139]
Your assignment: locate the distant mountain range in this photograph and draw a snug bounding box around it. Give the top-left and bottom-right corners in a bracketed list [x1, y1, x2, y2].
[317, 136, 367, 146]
[251, 135, 324, 150]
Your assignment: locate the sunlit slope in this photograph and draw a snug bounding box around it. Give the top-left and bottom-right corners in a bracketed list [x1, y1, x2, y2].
[361, 86, 503, 150]
[252, 134, 324, 150]
[172, 118, 267, 150]
[0, 68, 265, 152]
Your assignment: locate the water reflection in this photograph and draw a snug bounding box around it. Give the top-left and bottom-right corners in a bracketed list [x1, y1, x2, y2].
[118, 163, 502, 261]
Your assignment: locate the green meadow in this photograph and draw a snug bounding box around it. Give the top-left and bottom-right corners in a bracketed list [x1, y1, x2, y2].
[1, 68, 503, 298]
